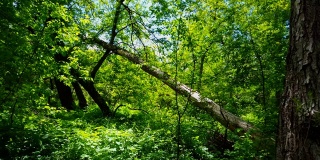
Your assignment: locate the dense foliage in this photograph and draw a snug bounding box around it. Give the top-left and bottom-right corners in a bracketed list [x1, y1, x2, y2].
[1, 0, 289, 159]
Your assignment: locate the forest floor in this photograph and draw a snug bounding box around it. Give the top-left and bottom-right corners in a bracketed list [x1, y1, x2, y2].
[1, 105, 235, 159]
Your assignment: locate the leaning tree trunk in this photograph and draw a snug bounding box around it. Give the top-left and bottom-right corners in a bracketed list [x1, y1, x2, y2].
[77, 78, 112, 117]
[72, 81, 88, 109]
[277, 0, 320, 159]
[92, 38, 254, 135]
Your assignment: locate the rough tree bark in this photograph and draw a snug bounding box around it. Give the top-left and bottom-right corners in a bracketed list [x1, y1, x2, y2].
[93, 38, 254, 135]
[277, 0, 320, 159]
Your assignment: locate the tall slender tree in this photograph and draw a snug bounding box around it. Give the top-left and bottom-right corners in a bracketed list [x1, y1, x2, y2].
[277, 0, 320, 159]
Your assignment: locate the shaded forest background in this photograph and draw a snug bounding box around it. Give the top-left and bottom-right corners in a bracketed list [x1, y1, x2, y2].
[0, 0, 290, 159]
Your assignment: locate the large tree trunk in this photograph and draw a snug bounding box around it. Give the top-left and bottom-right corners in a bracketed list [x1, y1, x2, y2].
[277, 0, 320, 159]
[72, 81, 88, 109]
[93, 38, 254, 135]
[54, 78, 75, 110]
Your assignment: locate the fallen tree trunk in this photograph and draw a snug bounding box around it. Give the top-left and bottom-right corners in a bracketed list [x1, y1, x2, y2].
[93, 38, 255, 135]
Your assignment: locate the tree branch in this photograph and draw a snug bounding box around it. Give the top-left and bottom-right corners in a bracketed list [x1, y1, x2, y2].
[90, 0, 125, 79]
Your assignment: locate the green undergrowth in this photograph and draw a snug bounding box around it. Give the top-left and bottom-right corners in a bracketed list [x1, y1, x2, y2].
[0, 105, 266, 159]
[0, 105, 210, 159]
